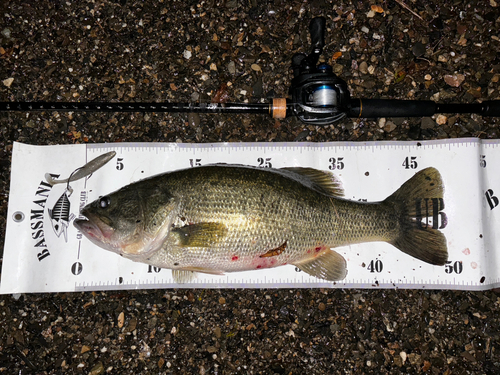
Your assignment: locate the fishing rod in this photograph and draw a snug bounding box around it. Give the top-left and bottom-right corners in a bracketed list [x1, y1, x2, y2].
[1, 17, 499, 126]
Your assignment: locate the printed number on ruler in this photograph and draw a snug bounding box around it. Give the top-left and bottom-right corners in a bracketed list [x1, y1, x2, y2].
[328, 157, 344, 170]
[258, 157, 272, 168]
[190, 159, 202, 167]
[402, 156, 418, 169]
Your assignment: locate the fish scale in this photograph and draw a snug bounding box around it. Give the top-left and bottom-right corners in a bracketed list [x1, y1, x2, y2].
[74, 164, 448, 283]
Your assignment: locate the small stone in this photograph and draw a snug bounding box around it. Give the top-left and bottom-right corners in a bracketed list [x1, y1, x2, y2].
[412, 42, 426, 57]
[378, 118, 386, 128]
[210, 63, 217, 71]
[421, 117, 435, 129]
[2, 77, 14, 87]
[117, 312, 125, 328]
[436, 115, 447, 125]
[361, 26, 370, 34]
[359, 61, 368, 74]
[318, 302, 326, 311]
[1, 28, 11, 38]
[438, 54, 448, 62]
[424, 74, 432, 80]
[81, 345, 91, 354]
[384, 121, 397, 132]
[330, 323, 340, 332]
[219, 297, 226, 304]
[214, 326, 221, 338]
[251, 64, 261, 72]
[400, 351, 407, 364]
[444, 74, 465, 87]
[367, 65, 375, 74]
[183, 50, 192, 60]
[124, 316, 137, 333]
[158, 358, 165, 368]
[227, 61, 236, 75]
[89, 362, 104, 375]
[207, 346, 217, 353]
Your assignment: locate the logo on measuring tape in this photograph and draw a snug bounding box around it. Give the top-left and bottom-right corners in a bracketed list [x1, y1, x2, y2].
[30, 175, 63, 261]
[415, 198, 447, 229]
[29, 174, 81, 262]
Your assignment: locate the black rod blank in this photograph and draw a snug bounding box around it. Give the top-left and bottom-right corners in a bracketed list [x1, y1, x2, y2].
[0, 101, 271, 114]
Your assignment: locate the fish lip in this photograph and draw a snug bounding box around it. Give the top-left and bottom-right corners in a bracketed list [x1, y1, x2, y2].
[73, 210, 111, 241]
[73, 215, 104, 240]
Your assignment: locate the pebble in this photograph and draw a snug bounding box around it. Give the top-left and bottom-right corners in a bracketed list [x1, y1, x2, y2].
[436, 114, 447, 125]
[218, 297, 226, 304]
[421, 117, 436, 129]
[384, 121, 397, 132]
[412, 42, 426, 57]
[359, 61, 368, 74]
[227, 61, 236, 75]
[444, 74, 465, 87]
[117, 312, 125, 328]
[2, 77, 14, 87]
[1, 28, 11, 38]
[251, 64, 262, 72]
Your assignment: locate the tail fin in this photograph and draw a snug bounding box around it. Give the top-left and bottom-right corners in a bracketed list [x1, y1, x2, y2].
[385, 167, 448, 265]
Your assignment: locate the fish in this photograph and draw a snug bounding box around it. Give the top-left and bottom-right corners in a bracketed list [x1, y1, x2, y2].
[45, 151, 116, 188]
[73, 165, 448, 283]
[48, 189, 75, 242]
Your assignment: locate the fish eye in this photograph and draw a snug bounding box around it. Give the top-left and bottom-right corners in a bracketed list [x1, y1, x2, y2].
[99, 196, 111, 208]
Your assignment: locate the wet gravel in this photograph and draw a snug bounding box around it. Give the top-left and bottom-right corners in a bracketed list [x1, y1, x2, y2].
[1, 0, 500, 373]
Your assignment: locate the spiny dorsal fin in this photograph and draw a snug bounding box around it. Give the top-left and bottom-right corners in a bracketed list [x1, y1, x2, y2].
[293, 249, 347, 281]
[281, 167, 344, 197]
[171, 222, 228, 247]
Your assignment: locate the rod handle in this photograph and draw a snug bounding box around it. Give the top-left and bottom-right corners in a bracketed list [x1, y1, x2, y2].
[481, 101, 500, 116]
[348, 99, 436, 118]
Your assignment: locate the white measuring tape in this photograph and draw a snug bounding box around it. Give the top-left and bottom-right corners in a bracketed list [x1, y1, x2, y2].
[1, 139, 499, 293]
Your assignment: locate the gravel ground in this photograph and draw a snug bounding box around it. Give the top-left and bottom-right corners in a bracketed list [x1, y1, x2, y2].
[1, 0, 500, 374]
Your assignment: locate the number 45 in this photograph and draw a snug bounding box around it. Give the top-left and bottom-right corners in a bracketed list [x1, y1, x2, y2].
[402, 156, 418, 169]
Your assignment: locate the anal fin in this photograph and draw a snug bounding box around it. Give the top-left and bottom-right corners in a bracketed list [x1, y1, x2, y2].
[293, 250, 347, 281]
[172, 270, 197, 283]
[171, 267, 225, 284]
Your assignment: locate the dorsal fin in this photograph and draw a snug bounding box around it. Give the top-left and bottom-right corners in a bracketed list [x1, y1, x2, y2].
[281, 167, 344, 197]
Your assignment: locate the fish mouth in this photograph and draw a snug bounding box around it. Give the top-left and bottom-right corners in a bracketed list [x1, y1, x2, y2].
[73, 212, 114, 243]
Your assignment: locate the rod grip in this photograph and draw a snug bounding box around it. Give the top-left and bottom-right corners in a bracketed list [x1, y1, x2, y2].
[481, 101, 500, 116]
[348, 99, 437, 118]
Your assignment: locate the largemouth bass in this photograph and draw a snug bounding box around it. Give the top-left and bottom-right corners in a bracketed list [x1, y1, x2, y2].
[74, 165, 448, 283]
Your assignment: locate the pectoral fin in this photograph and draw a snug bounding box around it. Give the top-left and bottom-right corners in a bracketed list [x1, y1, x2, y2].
[293, 250, 347, 281]
[171, 222, 228, 247]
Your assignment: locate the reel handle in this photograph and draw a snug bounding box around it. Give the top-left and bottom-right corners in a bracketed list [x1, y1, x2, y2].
[309, 17, 326, 51]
